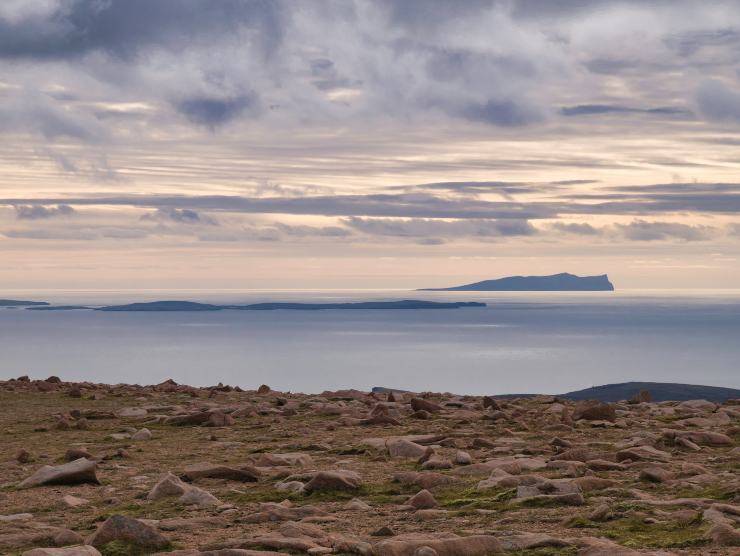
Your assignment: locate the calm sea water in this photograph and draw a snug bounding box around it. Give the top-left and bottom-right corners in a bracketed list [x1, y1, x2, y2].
[1, 290, 738, 395]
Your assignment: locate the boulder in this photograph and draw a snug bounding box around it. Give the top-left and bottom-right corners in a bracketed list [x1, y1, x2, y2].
[706, 524, 740, 547]
[387, 439, 428, 459]
[304, 470, 361, 492]
[573, 401, 616, 422]
[640, 466, 675, 483]
[148, 473, 220, 506]
[406, 489, 438, 510]
[131, 428, 152, 441]
[454, 451, 471, 465]
[86, 514, 169, 550]
[392, 472, 455, 490]
[19, 458, 99, 488]
[181, 463, 259, 483]
[410, 397, 443, 413]
[616, 446, 671, 463]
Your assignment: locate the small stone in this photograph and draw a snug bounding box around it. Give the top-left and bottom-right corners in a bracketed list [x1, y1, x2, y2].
[371, 526, 395, 537]
[62, 495, 89, 508]
[16, 448, 32, 463]
[345, 497, 371, 510]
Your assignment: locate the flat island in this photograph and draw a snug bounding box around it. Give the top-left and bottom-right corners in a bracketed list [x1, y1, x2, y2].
[97, 300, 487, 311]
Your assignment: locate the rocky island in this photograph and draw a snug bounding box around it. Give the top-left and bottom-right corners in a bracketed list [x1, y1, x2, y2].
[1, 377, 738, 555]
[421, 273, 615, 291]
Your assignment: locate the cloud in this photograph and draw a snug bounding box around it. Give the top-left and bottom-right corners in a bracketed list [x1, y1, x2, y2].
[175, 94, 257, 128]
[551, 222, 601, 235]
[14, 204, 75, 219]
[461, 99, 545, 126]
[141, 208, 218, 226]
[696, 79, 740, 123]
[615, 220, 715, 241]
[0, 0, 284, 61]
[343, 217, 537, 239]
[560, 104, 691, 117]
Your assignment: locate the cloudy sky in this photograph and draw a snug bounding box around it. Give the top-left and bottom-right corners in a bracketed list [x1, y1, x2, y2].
[1, 0, 739, 290]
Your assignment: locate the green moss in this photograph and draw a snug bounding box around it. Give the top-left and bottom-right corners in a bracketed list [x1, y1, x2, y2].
[99, 541, 147, 556]
[436, 485, 516, 510]
[508, 548, 578, 556]
[603, 517, 710, 549]
[563, 516, 597, 528]
[668, 484, 737, 501]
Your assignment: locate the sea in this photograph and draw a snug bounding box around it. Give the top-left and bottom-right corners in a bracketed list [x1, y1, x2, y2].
[1, 290, 738, 395]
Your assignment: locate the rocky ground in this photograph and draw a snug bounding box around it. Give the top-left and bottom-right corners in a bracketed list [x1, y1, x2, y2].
[0, 377, 738, 556]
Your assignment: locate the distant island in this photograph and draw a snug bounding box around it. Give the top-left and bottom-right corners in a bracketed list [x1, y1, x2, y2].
[420, 272, 614, 291]
[0, 299, 50, 307]
[96, 300, 486, 312]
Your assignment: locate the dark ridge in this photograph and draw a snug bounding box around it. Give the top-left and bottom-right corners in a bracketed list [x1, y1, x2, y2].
[0, 299, 50, 307]
[560, 381, 740, 403]
[420, 272, 615, 291]
[96, 300, 486, 312]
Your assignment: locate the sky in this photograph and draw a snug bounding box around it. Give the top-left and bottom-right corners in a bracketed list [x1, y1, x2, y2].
[1, 0, 739, 290]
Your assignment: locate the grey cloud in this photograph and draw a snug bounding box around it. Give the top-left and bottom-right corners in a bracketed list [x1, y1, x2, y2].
[4, 180, 740, 222]
[615, 220, 715, 242]
[696, 79, 740, 123]
[14, 204, 75, 220]
[343, 217, 537, 238]
[462, 99, 545, 127]
[274, 224, 351, 238]
[551, 222, 601, 235]
[0, 193, 561, 220]
[665, 28, 740, 57]
[0, 0, 284, 61]
[2, 226, 149, 241]
[175, 94, 257, 128]
[560, 105, 691, 117]
[607, 183, 740, 194]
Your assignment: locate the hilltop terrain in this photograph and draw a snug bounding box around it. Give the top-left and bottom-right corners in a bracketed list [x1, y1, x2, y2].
[0, 377, 738, 555]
